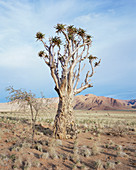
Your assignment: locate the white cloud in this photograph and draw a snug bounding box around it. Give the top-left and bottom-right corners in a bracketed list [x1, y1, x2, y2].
[106, 91, 136, 100]
[73, 4, 136, 86]
[0, 0, 136, 102]
[0, 45, 36, 68]
[0, 0, 80, 68]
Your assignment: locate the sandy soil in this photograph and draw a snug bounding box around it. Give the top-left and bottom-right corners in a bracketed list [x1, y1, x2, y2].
[0, 107, 136, 169]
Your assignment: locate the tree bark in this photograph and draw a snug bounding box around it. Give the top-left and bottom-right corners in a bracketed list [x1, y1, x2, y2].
[54, 94, 77, 139]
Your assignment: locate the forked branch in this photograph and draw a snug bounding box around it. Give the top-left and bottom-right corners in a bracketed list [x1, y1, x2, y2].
[36, 24, 100, 97]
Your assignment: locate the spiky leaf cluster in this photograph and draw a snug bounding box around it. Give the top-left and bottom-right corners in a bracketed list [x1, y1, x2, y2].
[38, 50, 45, 57]
[36, 32, 45, 40]
[55, 24, 66, 33]
[67, 25, 77, 40]
[88, 55, 97, 60]
[51, 36, 62, 47]
[77, 28, 86, 37]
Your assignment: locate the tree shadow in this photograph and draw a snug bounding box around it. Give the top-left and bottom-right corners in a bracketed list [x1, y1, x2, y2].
[101, 151, 117, 158]
[34, 152, 41, 159]
[124, 147, 135, 152]
[81, 160, 95, 169]
[67, 141, 74, 145]
[35, 124, 53, 136]
[48, 163, 60, 170]
[60, 146, 73, 154]
[128, 158, 136, 168]
[63, 162, 73, 169]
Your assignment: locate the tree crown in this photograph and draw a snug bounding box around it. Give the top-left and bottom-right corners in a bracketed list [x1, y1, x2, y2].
[36, 24, 100, 96]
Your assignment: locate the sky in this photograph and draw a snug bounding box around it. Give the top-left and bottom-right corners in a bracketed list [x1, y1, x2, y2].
[0, 0, 136, 102]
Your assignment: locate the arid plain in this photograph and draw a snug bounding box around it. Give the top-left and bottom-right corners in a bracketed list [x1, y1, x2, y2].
[0, 94, 136, 170]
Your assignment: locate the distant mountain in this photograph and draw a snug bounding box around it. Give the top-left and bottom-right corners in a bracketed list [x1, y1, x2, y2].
[73, 94, 134, 110]
[46, 94, 135, 110]
[0, 94, 136, 111]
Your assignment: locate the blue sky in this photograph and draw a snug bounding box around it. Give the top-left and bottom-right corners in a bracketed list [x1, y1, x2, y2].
[0, 0, 136, 102]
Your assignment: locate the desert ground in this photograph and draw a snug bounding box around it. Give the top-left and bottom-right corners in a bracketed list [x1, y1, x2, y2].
[0, 102, 136, 170]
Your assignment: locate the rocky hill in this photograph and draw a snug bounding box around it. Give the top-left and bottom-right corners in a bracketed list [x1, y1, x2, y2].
[0, 94, 136, 111]
[73, 94, 131, 110]
[47, 94, 135, 110]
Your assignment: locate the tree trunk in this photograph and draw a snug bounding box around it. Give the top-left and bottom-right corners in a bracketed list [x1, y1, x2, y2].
[54, 94, 77, 139]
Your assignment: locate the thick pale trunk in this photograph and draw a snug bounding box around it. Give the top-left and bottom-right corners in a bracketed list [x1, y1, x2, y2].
[54, 94, 77, 139]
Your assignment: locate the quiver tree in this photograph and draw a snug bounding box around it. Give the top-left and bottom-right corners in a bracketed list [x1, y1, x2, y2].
[36, 24, 100, 139]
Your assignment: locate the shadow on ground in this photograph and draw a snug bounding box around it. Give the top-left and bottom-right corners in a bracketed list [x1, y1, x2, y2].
[35, 124, 53, 136]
